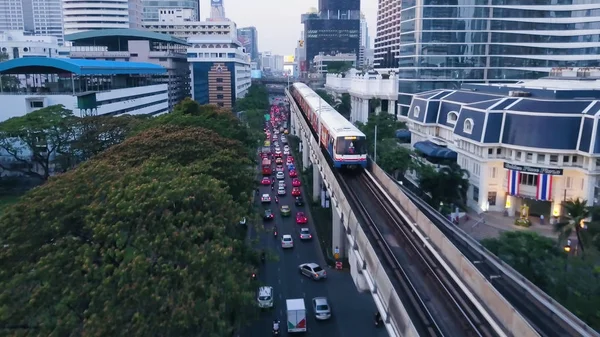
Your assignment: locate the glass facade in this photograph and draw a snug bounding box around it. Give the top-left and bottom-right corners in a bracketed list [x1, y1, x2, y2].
[396, 0, 600, 115]
[142, 0, 199, 21]
[304, 18, 360, 67]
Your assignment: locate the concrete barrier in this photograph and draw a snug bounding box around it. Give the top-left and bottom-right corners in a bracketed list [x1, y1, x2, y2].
[369, 163, 541, 337]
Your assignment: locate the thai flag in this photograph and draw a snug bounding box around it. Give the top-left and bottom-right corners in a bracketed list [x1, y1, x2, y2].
[536, 174, 553, 201]
[507, 170, 520, 196]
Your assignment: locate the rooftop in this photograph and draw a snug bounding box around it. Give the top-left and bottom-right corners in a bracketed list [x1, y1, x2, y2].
[65, 28, 189, 46]
[0, 57, 166, 75]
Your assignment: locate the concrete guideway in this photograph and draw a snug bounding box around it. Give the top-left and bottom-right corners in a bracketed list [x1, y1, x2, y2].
[370, 165, 600, 337]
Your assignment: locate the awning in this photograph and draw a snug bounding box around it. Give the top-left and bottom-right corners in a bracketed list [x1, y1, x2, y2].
[413, 141, 457, 159]
[395, 129, 411, 139]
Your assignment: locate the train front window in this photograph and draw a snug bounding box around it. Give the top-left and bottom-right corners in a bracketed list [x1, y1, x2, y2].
[336, 137, 366, 155]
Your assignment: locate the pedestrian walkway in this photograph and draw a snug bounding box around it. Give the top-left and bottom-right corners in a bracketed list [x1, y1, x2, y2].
[457, 209, 558, 241]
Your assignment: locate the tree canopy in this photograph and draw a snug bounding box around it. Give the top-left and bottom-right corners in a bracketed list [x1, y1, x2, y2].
[234, 84, 269, 113]
[0, 101, 262, 335]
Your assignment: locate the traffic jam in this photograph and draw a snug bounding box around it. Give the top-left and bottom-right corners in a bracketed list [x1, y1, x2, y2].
[257, 99, 330, 335]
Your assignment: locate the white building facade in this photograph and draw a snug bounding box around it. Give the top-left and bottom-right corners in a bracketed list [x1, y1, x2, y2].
[404, 70, 600, 219]
[0, 31, 68, 59]
[314, 53, 356, 76]
[0, 0, 64, 44]
[62, 0, 143, 35]
[325, 69, 398, 123]
[143, 16, 236, 41]
[373, 0, 400, 68]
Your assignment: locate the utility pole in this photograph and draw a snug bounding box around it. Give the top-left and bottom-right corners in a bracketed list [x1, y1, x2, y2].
[374, 124, 378, 163]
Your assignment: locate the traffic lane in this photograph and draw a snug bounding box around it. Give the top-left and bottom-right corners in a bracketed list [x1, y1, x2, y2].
[289, 174, 388, 337]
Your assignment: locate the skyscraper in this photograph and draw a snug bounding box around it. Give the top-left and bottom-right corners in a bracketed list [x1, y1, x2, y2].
[386, 0, 600, 115]
[358, 14, 369, 68]
[373, 0, 400, 69]
[237, 26, 259, 62]
[209, 0, 226, 20]
[62, 0, 142, 35]
[141, 0, 199, 22]
[302, 0, 360, 69]
[0, 0, 64, 44]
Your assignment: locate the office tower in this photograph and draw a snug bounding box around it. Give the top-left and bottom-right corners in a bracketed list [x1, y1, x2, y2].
[209, 0, 226, 20]
[237, 26, 259, 62]
[388, 0, 600, 115]
[0, 0, 64, 44]
[141, 0, 199, 22]
[373, 0, 400, 69]
[63, 0, 142, 35]
[358, 14, 369, 68]
[301, 0, 360, 69]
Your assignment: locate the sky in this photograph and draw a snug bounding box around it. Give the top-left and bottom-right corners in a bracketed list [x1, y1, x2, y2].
[198, 0, 378, 56]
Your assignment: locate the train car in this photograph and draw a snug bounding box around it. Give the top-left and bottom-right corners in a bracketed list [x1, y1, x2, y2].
[290, 83, 367, 168]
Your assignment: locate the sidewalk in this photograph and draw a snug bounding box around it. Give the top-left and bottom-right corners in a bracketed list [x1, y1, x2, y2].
[457, 209, 558, 241]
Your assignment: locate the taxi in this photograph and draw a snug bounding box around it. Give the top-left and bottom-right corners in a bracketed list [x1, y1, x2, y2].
[264, 140, 271, 147]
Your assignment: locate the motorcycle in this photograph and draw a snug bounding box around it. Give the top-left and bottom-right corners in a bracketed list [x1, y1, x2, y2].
[275, 196, 279, 203]
[272, 320, 280, 335]
[260, 252, 266, 263]
[374, 312, 383, 327]
[251, 273, 257, 280]
[273, 227, 278, 237]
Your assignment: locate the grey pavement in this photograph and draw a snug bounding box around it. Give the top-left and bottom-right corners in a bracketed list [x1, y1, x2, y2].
[242, 120, 387, 337]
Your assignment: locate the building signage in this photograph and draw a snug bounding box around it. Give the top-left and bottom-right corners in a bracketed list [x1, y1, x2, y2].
[503, 163, 563, 176]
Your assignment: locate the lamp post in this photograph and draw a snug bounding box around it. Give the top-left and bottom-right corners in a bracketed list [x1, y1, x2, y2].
[374, 124, 378, 163]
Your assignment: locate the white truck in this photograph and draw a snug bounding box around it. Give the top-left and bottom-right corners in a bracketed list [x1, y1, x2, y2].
[286, 298, 307, 333]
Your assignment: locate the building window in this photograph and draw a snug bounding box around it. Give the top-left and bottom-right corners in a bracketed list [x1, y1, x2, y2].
[217, 94, 224, 99]
[550, 155, 558, 164]
[519, 173, 538, 186]
[29, 101, 44, 108]
[463, 118, 473, 134]
[488, 191, 497, 206]
[572, 155, 578, 164]
[412, 105, 420, 118]
[216, 86, 223, 91]
[447, 111, 458, 124]
[489, 167, 497, 179]
[473, 186, 479, 202]
[216, 77, 223, 83]
[526, 153, 533, 162]
[538, 154, 545, 163]
[488, 148, 493, 155]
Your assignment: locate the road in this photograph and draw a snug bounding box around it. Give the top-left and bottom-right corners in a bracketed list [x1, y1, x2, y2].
[243, 130, 388, 336]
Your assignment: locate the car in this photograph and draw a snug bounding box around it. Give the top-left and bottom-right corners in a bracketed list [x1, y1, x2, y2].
[296, 212, 307, 224]
[299, 228, 312, 240]
[274, 152, 283, 158]
[299, 262, 327, 280]
[278, 181, 286, 188]
[292, 187, 301, 196]
[284, 129, 289, 134]
[276, 157, 283, 164]
[292, 178, 301, 187]
[278, 186, 286, 196]
[284, 150, 290, 155]
[284, 145, 290, 151]
[280, 205, 291, 216]
[275, 166, 284, 172]
[287, 164, 296, 171]
[289, 170, 298, 178]
[312, 297, 331, 320]
[263, 209, 274, 220]
[258, 286, 274, 309]
[295, 196, 304, 206]
[261, 177, 271, 185]
[287, 156, 294, 163]
[276, 171, 285, 180]
[261, 194, 271, 203]
[264, 140, 270, 147]
[275, 146, 281, 152]
[281, 235, 294, 248]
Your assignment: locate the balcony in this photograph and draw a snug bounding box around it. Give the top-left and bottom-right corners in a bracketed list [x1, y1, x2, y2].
[325, 70, 398, 99]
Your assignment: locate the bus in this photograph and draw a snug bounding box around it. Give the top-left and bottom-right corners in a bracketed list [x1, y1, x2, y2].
[262, 158, 272, 175]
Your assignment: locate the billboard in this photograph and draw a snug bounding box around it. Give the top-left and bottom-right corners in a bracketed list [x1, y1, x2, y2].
[283, 65, 294, 77]
[251, 70, 262, 78]
[284, 55, 295, 63]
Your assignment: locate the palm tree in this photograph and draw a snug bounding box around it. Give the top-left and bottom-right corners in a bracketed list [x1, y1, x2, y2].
[554, 198, 593, 253]
[438, 163, 470, 207]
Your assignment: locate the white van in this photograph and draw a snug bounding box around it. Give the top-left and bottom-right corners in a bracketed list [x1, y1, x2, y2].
[257, 286, 274, 308]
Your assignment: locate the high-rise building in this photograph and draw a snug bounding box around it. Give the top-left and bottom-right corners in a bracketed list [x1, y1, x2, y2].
[392, 1, 600, 115]
[0, 0, 64, 44]
[260, 51, 284, 73]
[358, 14, 369, 68]
[301, 0, 360, 70]
[62, 0, 143, 35]
[209, 0, 226, 21]
[373, 0, 400, 69]
[237, 26, 259, 62]
[141, 0, 199, 22]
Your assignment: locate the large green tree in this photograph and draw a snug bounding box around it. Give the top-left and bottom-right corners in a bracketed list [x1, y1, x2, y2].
[0, 104, 77, 180]
[234, 84, 269, 112]
[415, 162, 470, 208]
[377, 139, 413, 179]
[554, 198, 598, 253]
[336, 93, 352, 119]
[314, 89, 335, 106]
[357, 112, 406, 156]
[0, 126, 259, 336]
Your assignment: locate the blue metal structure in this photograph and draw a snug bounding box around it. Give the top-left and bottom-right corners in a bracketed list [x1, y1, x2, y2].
[0, 57, 166, 75]
[65, 28, 189, 46]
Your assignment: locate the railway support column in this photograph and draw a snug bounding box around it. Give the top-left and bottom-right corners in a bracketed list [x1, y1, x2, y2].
[312, 165, 321, 202]
[332, 209, 345, 259]
[301, 134, 309, 170]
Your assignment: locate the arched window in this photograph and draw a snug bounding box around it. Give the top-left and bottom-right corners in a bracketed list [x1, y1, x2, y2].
[447, 111, 458, 124]
[412, 105, 420, 118]
[463, 118, 474, 134]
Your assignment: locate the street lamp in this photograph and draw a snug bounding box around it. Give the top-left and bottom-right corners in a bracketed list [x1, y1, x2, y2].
[563, 239, 572, 253]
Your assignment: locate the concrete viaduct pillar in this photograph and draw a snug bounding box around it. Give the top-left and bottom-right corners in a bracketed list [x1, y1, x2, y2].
[312, 165, 321, 202]
[301, 133, 309, 170]
[332, 208, 346, 259]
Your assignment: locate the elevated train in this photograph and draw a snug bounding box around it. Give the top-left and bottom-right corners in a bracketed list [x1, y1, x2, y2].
[290, 83, 367, 168]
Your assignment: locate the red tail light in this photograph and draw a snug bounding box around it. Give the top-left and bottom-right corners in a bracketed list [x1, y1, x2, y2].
[309, 235, 312, 238]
